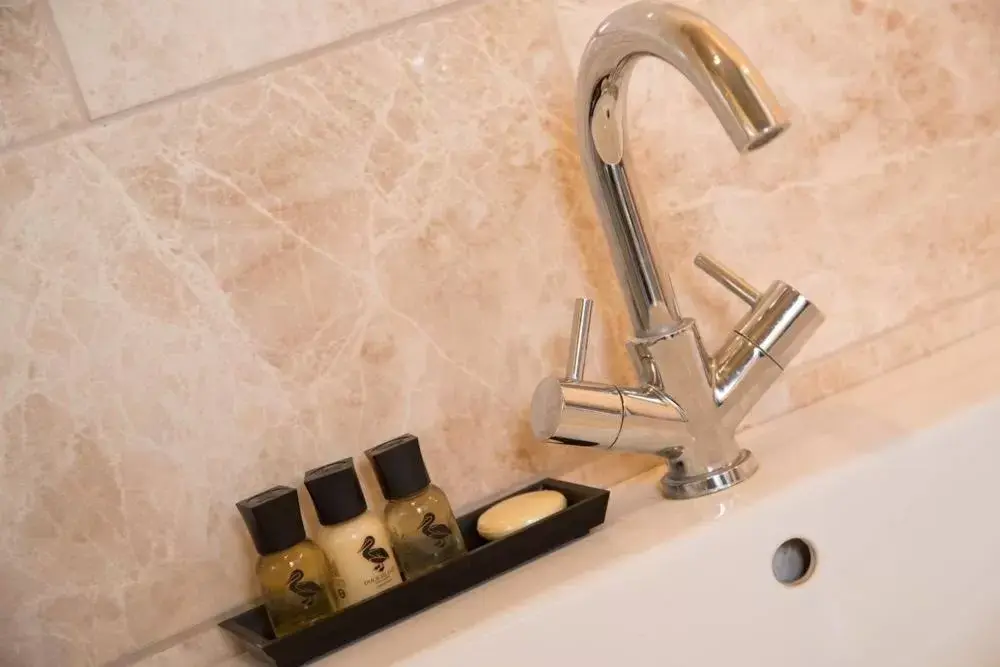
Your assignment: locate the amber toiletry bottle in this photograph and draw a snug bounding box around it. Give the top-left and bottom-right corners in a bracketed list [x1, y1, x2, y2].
[236, 486, 339, 637]
[304, 458, 403, 606]
[366, 434, 466, 579]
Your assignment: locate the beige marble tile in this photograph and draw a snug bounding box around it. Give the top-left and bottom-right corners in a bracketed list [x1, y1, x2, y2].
[0, 0, 628, 663]
[48, 0, 453, 117]
[0, 2, 83, 148]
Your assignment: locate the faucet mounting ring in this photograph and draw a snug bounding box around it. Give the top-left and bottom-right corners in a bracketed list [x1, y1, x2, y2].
[658, 449, 758, 499]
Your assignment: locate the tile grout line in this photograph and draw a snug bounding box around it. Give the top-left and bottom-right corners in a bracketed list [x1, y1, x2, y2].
[36, 0, 91, 123]
[103, 613, 246, 667]
[742, 280, 1000, 431]
[0, 0, 490, 161]
[789, 278, 1000, 377]
[0, 117, 83, 158]
[745, 317, 1000, 435]
[89, 0, 490, 123]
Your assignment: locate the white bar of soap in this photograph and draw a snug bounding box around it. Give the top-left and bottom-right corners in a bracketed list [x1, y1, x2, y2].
[476, 489, 569, 541]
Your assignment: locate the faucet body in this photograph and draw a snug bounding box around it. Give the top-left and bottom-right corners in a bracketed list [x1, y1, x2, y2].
[530, 2, 823, 499]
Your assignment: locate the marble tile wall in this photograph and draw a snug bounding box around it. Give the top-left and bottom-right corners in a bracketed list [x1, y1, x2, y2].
[0, 0, 997, 665]
[0, 2, 82, 147]
[47, 0, 452, 116]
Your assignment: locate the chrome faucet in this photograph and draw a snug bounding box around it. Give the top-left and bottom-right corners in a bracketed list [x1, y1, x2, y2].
[530, 2, 823, 499]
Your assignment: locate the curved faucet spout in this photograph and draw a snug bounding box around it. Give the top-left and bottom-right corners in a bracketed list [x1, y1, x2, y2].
[578, 1, 789, 337]
[531, 3, 822, 500]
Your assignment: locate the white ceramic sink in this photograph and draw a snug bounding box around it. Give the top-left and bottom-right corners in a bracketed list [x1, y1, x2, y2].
[438, 395, 1000, 667]
[218, 328, 1000, 667]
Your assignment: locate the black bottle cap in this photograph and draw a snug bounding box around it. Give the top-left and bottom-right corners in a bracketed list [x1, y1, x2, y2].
[304, 458, 368, 526]
[366, 434, 432, 501]
[236, 486, 307, 556]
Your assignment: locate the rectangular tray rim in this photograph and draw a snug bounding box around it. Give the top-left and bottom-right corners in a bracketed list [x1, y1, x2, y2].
[219, 477, 610, 665]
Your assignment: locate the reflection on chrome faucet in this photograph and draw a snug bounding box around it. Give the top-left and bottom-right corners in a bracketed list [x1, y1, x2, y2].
[530, 2, 823, 499]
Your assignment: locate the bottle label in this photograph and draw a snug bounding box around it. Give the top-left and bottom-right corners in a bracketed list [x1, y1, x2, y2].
[286, 569, 321, 608]
[361, 570, 397, 589]
[358, 535, 391, 572]
[419, 512, 453, 548]
[358, 535, 399, 589]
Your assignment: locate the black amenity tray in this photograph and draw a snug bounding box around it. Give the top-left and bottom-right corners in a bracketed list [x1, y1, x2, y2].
[219, 477, 610, 666]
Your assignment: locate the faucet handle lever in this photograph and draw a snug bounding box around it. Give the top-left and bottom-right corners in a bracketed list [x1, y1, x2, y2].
[696, 253, 825, 369]
[565, 297, 594, 382]
[694, 253, 761, 306]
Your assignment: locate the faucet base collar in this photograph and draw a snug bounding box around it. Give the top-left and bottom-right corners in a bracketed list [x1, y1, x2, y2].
[658, 449, 758, 500]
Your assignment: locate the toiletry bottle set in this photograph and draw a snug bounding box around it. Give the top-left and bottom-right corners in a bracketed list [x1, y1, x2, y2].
[237, 434, 466, 637]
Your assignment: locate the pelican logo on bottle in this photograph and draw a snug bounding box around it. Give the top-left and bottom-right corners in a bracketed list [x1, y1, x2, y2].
[419, 512, 452, 548]
[286, 569, 321, 608]
[358, 535, 390, 572]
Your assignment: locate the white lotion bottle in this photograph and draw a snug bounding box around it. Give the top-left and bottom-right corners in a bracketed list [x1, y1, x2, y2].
[304, 458, 403, 607]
